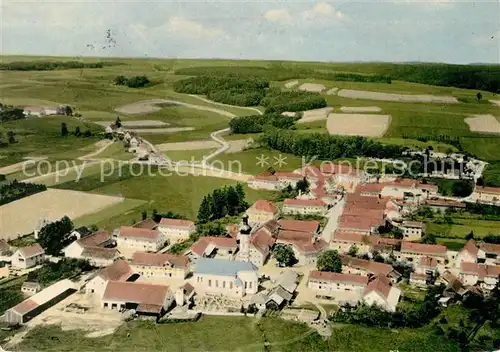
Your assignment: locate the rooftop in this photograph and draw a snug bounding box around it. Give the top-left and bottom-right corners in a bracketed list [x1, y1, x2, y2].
[194, 258, 257, 277]
[249, 200, 279, 214]
[77, 231, 110, 247]
[81, 246, 119, 260]
[401, 241, 447, 256]
[132, 219, 158, 230]
[159, 218, 195, 228]
[18, 243, 44, 258]
[118, 226, 160, 241]
[277, 219, 320, 234]
[102, 281, 170, 310]
[131, 252, 189, 268]
[283, 198, 326, 207]
[189, 236, 237, 257]
[98, 260, 134, 281]
[309, 271, 369, 285]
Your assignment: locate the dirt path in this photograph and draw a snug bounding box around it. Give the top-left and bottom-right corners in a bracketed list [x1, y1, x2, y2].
[188, 94, 263, 116]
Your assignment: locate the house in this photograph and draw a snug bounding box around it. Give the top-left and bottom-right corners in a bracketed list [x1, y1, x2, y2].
[454, 240, 479, 267]
[70, 226, 92, 240]
[175, 283, 196, 307]
[246, 200, 279, 223]
[101, 281, 174, 320]
[116, 226, 165, 252]
[362, 274, 401, 312]
[157, 218, 195, 242]
[400, 221, 425, 241]
[188, 236, 238, 260]
[398, 242, 447, 266]
[409, 272, 429, 287]
[63, 231, 118, 267]
[193, 258, 258, 298]
[132, 219, 158, 230]
[131, 252, 190, 280]
[85, 260, 136, 297]
[21, 282, 41, 296]
[358, 183, 385, 197]
[11, 243, 45, 269]
[277, 219, 320, 234]
[276, 231, 328, 265]
[459, 262, 500, 290]
[247, 175, 281, 190]
[248, 228, 276, 267]
[471, 186, 500, 205]
[341, 255, 400, 282]
[282, 198, 327, 216]
[379, 178, 419, 199]
[338, 215, 385, 234]
[321, 163, 366, 184]
[307, 271, 368, 302]
[330, 232, 371, 255]
[479, 242, 500, 265]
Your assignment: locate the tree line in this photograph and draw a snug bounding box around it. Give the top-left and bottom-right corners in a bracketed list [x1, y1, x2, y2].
[60, 122, 94, 138]
[0, 180, 47, 206]
[229, 113, 300, 134]
[260, 89, 327, 113]
[197, 184, 248, 224]
[0, 61, 119, 71]
[27, 258, 94, 286]
[258, 129, 407, 160]
[114, 75, 151, 88]
[0, 104, 25, 123]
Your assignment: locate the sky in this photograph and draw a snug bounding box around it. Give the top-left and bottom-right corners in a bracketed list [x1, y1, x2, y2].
[0, 0, 499, 64]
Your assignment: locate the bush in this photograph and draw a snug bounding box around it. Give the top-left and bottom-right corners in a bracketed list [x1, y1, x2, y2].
[229, 113, 299, 134]
[261, 90, 326, 113]
[114, 75, 151, 88]
[27, 258, 94, 285]
[0, 180, 47, 205]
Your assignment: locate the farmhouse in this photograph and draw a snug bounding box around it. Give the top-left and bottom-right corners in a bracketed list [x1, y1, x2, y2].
[116, 226, 165, 252]
[459, 262, 500, 290]
[157, 218, 195, 242]
[101, 281, 174, 319]
[63, 231, 117, 267]
[5, 279, 76, 324]
[131, 252, 190, 280]
[247, 227, 276, 267]
[11, 243, 45, 269]
[193, 258, 258, 298]
[308, 271, 368, 303]
[70, 226, 92, 239]
[398, 242, 447, 266]
[85, 260, 136, 296]
[400, 221, 425, 241]
[247, 174, 281, 190]
[21, 282, 42, 296]
[471, 186, 500, 205]
[479, 242, 500, 265]
[188, 236, 238, 260]
[454, 240, 479, 267]
[341, 255, 400, 282]
[425, 198, 467, 213]
[362, 274, 401, 312]
[246, 200, 279, 223]
[282, 198, 328, 216]
[278, 219, 320, 234]
[277, 230, 328, 265]
[330, 232, 371, 254]
[80, 247, 121, 267]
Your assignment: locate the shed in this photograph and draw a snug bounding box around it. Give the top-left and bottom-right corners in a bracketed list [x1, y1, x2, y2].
[21, 282, 42, 296]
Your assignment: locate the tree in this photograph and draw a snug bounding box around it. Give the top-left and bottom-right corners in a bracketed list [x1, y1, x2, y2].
[7, 131, 16, 144]
[61, 122, 68, 137]
[74, 126, 81, 137]
[196, 220, 226, 237]
[115, 116, 122, 128]
[421, 233, 437, 244]
[141, 210, 147, 221]
[391, 227, 404, 239]
[317, 250, 342, 272]
[347, 244, 358, 256]
[476, 92, 483, 102]
[273, 244, 296, 267]
[226, 186, 240, 216]
[114, 75, 127, 85]
[64, 105, 73, 116]
[37, 216, 74, 255]
[296, 177, 310, 194]
[197, 195, 213, 223]
[465, 231, 475, 241]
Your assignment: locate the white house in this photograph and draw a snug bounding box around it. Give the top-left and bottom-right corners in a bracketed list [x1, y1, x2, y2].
[247, 175, 281, 190]
[454, 240, 479, 268]
[63, 231, 117, 267]
[188, 236, 238, 261]
[398, 242, 448, 267]
[246, 200, 279, 224]
[85, 260, 135, 297]
[308, 271, 368, 301]
[131, 252, 190, 280]
[400, 221, 425, 241]
[11, 243, 45, 269]
[116, 226, 165, 252]
[362, 275, 401, 312]
[479, 242, 500, 265]
[157, 218, 195, 242]
[459, 262, 500, 290]
[193, 258, 258, 298]
[282, 198, 327, 216]
[471, 186, 500, 205]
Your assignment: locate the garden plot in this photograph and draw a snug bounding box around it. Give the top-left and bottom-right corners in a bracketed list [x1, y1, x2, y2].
[338, 89, 459, 103]
[327, 113, 391, 137]
[340, 106, 382, 113]
[297, 107, 334, 124]
[94, 120, 169, 128]
[126, 127, 195, 134]
[464, 114, 500, 134]
[0, 189, 124, 240]
[285, 80, 299, 88]
[299, 83, 326, 93]
[156, 140, 219, 151]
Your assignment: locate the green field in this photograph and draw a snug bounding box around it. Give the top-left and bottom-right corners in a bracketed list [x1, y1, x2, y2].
[165, 148, 217, 162]
[14, 316, 460, 352]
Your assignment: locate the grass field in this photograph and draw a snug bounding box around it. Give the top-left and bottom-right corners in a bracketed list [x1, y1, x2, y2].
[165, 148, 217, 162]
[14, 316, 460, 352]
[428, 219, 500, 238]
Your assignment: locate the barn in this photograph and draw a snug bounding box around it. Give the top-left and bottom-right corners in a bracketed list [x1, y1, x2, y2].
[5, 279, 76, 325]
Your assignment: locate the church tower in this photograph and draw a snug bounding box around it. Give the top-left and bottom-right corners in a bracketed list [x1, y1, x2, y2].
[238, 214, 252, 262]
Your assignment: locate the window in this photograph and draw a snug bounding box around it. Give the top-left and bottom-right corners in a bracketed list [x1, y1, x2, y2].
[249, 282, 252, 289]
[208, 280, 212, 287]
[222, 281, 226, 289]
[230, 282, 233, 289]
[216, 280, 219, 288]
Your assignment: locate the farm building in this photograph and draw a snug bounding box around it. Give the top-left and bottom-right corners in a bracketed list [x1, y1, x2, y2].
[5, 279, 76, 324]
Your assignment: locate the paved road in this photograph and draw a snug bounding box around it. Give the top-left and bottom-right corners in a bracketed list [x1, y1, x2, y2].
[321, 197, 346, 243]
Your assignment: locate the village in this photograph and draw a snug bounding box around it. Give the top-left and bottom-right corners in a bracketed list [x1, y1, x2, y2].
[1, 158, 499, 344]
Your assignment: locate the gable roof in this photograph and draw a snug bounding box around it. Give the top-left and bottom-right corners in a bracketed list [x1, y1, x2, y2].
[81, 246, 120, 260]
[333, 232, 369, 244]
[194, 258, 256, 276]
[402, 221, 424, 229]
[249, 200, 279, 214]
[189, 236, 237, 257]
[18, 243, 44, 258]
[118, 226, 160, 241]
[341, 255, 395, 276]
[283, 198, 326, 207]
[419, 256, 438, 269]
[132, 219, 158, 230]
[77, 231, 110, 247]
[98, 260, 134, 281]
[480, 242, 500, 255]
[260, 219, 281, 235]
[475, 186, 500, 195]
[102, 281, 170, 312]
[339, 215, 384, 232]
[461, 240, 479, 258]
[364, 274, 392, 299]
[400, 241, 447, 256]
[277, 219, 320, 234]
[131, 252, 189, 268]
[159, 218, 195, 228]
[309, 271, 369, 285]
[460, 262, 500, 279]
[250, 228, 276, 255]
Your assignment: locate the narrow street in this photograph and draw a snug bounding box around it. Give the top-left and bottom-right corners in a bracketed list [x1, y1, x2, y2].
[321, 197, 346, 243]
